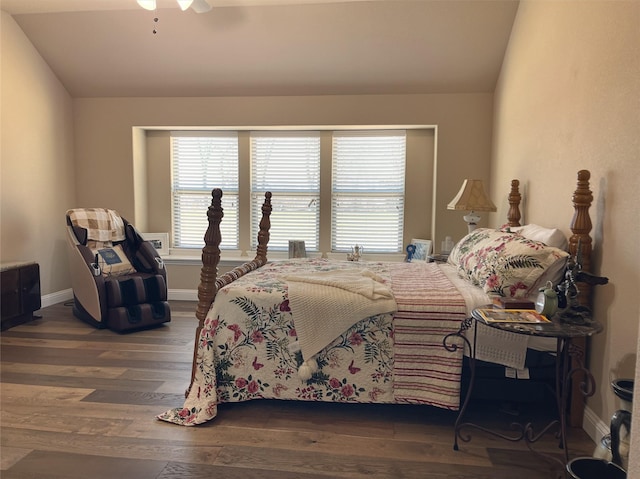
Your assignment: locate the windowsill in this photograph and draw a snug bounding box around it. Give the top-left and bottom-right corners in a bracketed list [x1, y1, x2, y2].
[163, 249, 406, 266]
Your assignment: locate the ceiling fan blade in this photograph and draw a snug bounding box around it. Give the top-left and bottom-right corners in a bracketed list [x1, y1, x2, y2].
[191, 0, 212, 13]
[176, 0, 194, 10]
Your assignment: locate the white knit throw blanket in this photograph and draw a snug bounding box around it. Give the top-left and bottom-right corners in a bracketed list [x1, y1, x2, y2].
[285, 269, 397, 362]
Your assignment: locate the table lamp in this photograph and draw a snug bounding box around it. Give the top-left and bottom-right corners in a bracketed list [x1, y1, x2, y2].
[447, 179, 497, 233]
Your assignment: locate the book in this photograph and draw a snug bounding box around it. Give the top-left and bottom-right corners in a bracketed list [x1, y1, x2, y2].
[475, 308, 551, 324]
[491, 297, 535, 310]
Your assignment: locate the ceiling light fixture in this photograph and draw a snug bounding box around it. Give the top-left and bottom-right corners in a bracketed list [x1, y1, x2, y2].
[137, 0, 156, 10]
[136, 0, 211, 13]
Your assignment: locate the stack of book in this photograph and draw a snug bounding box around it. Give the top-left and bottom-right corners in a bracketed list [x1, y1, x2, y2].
[491, 297, 535, 310]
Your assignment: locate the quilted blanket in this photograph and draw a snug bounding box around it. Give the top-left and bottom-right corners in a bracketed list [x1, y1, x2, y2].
[67, 208, 125, 243]
[390, 262, 468, 408]
[285, 269, 397, 364]
[158, 259, 466, 426]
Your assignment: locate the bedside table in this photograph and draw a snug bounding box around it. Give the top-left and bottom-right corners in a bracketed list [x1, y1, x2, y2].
[427, 253, 449, 263]
[443, 307, 603, 467]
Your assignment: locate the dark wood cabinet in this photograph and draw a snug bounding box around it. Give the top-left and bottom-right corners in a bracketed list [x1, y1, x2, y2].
[1, 262, 41, 330]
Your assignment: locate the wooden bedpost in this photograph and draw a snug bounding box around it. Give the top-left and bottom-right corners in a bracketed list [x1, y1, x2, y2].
[187, 190, 272, 394]
[254, 192, 272, 262]
[188, 189, 223, 391]
[507, 179, 522, 227]
[567, 169, 594, 428]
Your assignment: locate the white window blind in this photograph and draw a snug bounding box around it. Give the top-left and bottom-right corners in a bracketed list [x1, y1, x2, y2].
[332, 130, 406, 253]
[171, 133, 239, 249]
[251, 132, 320, 251]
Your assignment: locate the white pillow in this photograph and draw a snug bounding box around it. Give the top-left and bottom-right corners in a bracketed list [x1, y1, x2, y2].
[508, 224, 568, 251]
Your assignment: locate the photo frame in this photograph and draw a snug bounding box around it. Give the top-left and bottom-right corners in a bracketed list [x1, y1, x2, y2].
[143, 232, 169, 256]
[410, 238, 432, 261]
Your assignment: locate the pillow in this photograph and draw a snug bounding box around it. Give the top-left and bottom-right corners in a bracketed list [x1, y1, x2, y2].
[503, 224, 568, 250]
[448, 228, 569, 298]
[93, 244, 136, 276]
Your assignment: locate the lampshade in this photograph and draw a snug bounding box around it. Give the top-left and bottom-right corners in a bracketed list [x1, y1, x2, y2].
[447, 179, 497, 233]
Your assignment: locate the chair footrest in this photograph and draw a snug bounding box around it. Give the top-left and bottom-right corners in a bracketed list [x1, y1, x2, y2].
[105, 274, 167, 307]
[107, 302, 171, 332]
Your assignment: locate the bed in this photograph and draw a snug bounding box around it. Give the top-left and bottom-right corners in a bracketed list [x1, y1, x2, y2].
[158, 170, 596, 427]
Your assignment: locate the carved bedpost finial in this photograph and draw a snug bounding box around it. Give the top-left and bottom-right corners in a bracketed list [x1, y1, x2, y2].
[569, 170, 593, 308]
[507, 179, 522, 227]
[196, 188, 223, 322]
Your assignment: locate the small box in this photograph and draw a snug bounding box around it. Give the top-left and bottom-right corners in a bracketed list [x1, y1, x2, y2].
[492, 297, 535, 310]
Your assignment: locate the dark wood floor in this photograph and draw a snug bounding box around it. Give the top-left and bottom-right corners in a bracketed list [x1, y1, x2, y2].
[1, 301, 596, 478]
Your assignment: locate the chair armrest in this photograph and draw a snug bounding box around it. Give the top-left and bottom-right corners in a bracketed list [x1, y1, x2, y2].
[124, 223, 166, 276]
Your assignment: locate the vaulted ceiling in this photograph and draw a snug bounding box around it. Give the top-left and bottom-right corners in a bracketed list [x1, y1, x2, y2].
[2, 0, 519, 98]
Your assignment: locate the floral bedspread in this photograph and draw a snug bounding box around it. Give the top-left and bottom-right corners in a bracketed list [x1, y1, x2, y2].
[158, 258, 466, 426]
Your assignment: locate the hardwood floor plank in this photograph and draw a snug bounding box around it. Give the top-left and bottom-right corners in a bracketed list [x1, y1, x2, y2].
[0, 427, 222, 465]
[0, 371, 165, 392]
[0, 410, 133, 436]
[1, 450, 167, 479]
[0, 362, 128, 379]
[0, 344, 192, 371]
[0, 383, 94, 403]
[213, 444, 549, 479]
[81, 389, 186, 406]
[157, 460, 335, 479]
[0, 446, 33, 470]
[0, 336, 192, 352]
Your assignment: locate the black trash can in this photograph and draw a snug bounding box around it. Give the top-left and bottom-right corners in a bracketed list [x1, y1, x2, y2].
[567, 457, 626, 479]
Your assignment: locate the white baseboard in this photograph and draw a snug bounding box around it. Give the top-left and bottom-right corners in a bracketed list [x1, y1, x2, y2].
[41, 288, 73, 308]
[40, 288, 197, 308]
[168, 289, 198, 301]
[583, 404, 609, 446]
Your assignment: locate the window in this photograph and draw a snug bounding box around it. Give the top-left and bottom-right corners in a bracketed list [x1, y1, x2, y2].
[332, 131, 406, 253]
[250, 132, 321, 252]
[169, 128, 409, 255]
[171, 133, 239, 249]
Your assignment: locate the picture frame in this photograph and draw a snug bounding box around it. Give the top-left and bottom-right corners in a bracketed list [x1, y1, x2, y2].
[142, 232, 170, 256]
[410, 238, 432, 261]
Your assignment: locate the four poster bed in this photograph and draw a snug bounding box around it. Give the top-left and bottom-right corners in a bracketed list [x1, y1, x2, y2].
[159, 170, 597, 428]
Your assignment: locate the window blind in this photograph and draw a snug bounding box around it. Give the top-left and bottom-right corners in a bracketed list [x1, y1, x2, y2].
[171, 133, 239, 248]
[251, 132, 320, 251]
[332, 130, 406, 253]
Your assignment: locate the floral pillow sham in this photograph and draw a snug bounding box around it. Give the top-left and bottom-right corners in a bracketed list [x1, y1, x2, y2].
[447, 228, 569, 298]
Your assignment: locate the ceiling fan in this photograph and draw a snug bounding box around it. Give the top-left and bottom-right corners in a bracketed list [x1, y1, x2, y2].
[137, 0, 213, 13]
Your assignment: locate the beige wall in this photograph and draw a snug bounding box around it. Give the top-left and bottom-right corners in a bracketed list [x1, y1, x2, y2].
[491, 0, 639, 448]
[0, 12, 76, 295]
[2, 8, 495, 294]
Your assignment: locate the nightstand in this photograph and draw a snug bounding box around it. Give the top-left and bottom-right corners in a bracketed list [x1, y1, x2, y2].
[443, 307, 602, 467]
